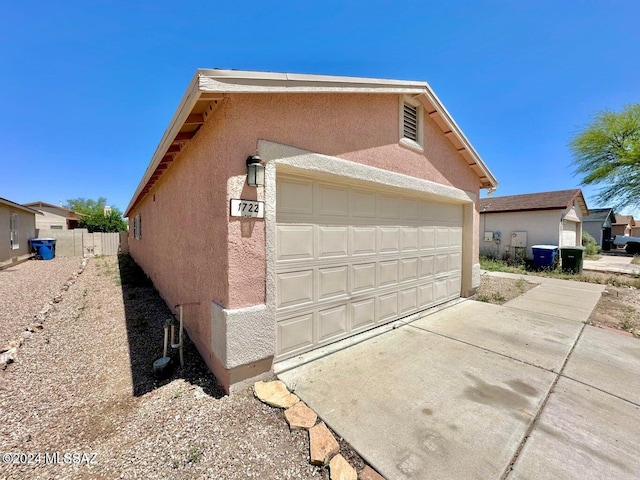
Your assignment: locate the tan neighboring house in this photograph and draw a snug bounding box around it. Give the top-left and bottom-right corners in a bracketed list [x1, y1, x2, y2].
[1, 197, 41, 269]
[23, 201, 83, 231]
[479, 189, 588, 258]
[125, 69, 499, 392]
[611, 215, 638, 238]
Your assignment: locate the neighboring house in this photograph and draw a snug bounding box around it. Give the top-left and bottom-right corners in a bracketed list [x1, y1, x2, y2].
[611, 215, 638, 238]
[582, 207, 615, 248]
[1, 197, 41, 268]
[479, 189, 588, 258]
[23, 201, 83, 231]
[125, 69, 498, 392]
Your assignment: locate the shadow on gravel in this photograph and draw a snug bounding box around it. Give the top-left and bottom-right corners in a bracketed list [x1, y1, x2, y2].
[117, 254, 226, 398]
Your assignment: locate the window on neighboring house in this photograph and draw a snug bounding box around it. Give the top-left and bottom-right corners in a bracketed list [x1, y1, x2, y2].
[399, 96, 424, 152]
[10, 212, 19, 250]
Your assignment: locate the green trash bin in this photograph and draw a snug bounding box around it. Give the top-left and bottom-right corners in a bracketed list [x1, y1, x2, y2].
[560, 246, 585, 274]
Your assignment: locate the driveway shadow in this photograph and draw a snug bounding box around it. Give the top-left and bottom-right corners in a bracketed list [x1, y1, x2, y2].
[117, 254, 225, 398]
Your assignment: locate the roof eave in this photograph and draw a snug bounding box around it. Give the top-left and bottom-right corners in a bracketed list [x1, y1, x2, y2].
[125, 69, 498, 215]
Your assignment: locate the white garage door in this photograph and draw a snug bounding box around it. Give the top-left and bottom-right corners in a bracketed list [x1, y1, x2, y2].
[562, 221, 578, 246]
[275, 175, 464, 360]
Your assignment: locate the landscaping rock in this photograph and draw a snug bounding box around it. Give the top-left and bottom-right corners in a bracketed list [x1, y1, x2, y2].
[360, 465, 386, 480]
[284, 401, 317, 430]
[21, 331, 33, 341]
[309, 422, 339, 465]
[329, 454, 357, 480]
[53, 295, 62, 303]
[253, 380, 299, 408]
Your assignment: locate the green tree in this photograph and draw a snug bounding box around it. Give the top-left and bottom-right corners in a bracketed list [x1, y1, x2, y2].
[570, 104, 640, 210]
[65, 197, 128, 233]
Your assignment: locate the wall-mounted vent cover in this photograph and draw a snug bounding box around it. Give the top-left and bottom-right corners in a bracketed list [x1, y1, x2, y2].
[403, 103, 418, 141]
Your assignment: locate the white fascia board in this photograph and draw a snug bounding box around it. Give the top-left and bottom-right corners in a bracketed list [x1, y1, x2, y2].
[125, 72, 203, 216]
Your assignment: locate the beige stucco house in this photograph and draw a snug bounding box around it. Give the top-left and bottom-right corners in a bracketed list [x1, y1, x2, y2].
[1, 197, 40, 269]
[24, 201, 83, 231]
[612, 214, 638, 238]
[479, 189, 588, 258]
[125, 69, 498, 392]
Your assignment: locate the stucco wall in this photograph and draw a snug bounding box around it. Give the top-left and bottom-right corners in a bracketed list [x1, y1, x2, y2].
[583, 222, 604, 245]
[128, 91, 485, 389]
[0, 205, 35, 268]
[34, 207, 69, 230]
[480, 209, 563, 258]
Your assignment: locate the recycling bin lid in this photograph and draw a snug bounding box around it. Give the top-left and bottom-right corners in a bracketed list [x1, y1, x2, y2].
[531, 245, 559, 250]
[35, 238, 56, 241]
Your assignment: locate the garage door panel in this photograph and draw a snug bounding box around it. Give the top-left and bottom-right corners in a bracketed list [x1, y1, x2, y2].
[420, 226, 436, 250]
[318, 305, 348, 343]
[277, 225, 314, 261]
[318, 226, 348, 258]
[379, 195, 399, 218]
[379, 260, 399, 287]
[419, 256, 435, 278]
[352, 262, 376, 293]
[400, 257, 419, 282]
[379, 227, 400, 253]
[402, 227, 419, 251]
[436, 227, 450, 248]
[276, 176, 464, 360]
[378, 292, 399, 322]
[278, 179, 313, 215]
[277, 270, 314, 308]
[278, 314, 314, 357]
[351, 190, 376, 218]
[450, 227, 463, 248]
[435, 254, 449, 274]
[449, 252, 461, 270]
[351, 299, 375, 331]
[352, 227, 377, 255]
[400, 287, 418, 313]
[434, 279, 449, 301]
[562, 221, 578, 246]
[318, 184, 349, 217]
[319, 266, 348, 300]
[419, 283, 434, 307]
[399, 198, 419, 220]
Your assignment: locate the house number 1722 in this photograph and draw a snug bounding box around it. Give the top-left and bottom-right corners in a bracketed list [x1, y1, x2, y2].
[230, 199, 264, 218]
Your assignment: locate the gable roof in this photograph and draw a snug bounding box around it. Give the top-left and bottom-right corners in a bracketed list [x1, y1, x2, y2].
[613, 214, 635, 226]
[479, 189, 588, 215]
[582, 207, 615, 223]
[24, 201, 84, 218]
[125, 69, 498, 216]
[0, 197, 42, 215]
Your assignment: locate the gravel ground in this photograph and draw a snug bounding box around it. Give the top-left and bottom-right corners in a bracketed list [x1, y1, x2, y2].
[0, 258, 81, 346]
[0, 255, 364, 480]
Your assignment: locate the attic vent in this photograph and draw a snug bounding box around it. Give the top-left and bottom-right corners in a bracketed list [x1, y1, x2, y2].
[403, 103, 418, 141]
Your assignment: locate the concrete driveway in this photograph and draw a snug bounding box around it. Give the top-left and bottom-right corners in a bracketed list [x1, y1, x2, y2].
[278, 276, 640, 479]
[583, 253, 640, 275]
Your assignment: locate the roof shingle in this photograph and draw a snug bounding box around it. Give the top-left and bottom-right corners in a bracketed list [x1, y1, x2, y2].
[479, 189, 584, 214]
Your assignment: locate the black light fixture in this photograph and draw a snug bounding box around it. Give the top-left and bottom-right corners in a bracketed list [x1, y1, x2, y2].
[246, 155, 265, 187]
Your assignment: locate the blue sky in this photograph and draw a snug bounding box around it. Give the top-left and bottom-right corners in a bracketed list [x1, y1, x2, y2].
[1, 1, 639, 215]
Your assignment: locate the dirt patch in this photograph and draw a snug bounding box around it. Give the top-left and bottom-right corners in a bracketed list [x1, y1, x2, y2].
[589, 284, 640, 335]
[470, 275, 538, 305]
[0, 255, 365, 479]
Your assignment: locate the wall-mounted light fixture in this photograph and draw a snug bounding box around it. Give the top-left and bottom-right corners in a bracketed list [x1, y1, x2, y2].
[246, 155, 264, 187]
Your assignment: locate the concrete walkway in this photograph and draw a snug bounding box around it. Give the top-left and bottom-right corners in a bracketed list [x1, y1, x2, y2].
[278, 277, 640, 479]
[583, 254, 640, 275]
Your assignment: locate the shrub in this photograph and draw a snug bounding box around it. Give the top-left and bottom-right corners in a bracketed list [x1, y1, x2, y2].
[582, 231, 600, 256]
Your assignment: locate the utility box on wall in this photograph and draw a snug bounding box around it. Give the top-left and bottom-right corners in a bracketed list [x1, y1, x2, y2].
[511, 231, 527, 247]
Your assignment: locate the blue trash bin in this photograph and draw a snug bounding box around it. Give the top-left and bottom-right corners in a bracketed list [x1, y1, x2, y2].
[531, 245, 558, 269]
[29, 238, 56, 260]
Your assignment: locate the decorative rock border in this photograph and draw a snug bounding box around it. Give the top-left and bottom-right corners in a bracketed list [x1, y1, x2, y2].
[0, 258, 88, 371]
[254, 380, 385, 480]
